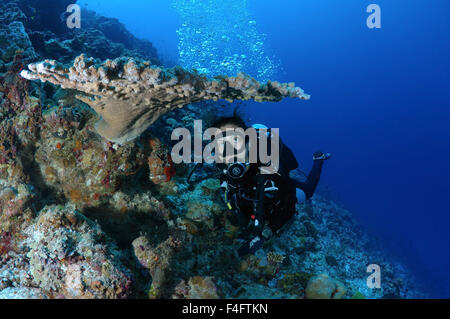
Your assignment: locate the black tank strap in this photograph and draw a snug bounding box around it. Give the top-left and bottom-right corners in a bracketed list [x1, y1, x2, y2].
[253, 174, 268, 232]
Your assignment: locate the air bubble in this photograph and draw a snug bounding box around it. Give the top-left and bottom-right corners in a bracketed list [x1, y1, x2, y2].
[172, 0, 281, 82]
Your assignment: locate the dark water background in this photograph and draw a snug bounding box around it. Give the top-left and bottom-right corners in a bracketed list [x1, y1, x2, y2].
[78, 0, 450, 297]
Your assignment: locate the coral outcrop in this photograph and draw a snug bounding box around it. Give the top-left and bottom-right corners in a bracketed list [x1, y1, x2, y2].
[0, 55, 40, 234]
[305, 273, 347, 299]
[77, 9, 159, 62]
[173, 276, 219, 299]
[0, 21, 37, 63]
[25, 205, 133, 298]
[21, 55, 310, 144]
[181, 179, 223, 231]
[132, 235, 182, 298]
[35, 105, 148, 209]
[148, 138, 176, 185]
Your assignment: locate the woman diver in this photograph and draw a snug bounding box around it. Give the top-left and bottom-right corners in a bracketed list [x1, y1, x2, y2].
[210, 113, 331, 256]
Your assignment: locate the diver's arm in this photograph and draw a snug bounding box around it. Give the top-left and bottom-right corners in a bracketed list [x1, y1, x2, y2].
[292, 152, 330, 200]
[293, 160, 323, 199]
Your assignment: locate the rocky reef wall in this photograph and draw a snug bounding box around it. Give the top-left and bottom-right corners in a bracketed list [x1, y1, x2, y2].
[0, 0, 159, 67]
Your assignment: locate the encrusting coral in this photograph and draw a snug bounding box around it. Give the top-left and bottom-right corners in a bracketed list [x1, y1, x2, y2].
[132, 235, 182, 298]
[24, 204, 133, 298]
[172, 276, 219, 299]
[305, 273, 347, 299]
[20, 55, 310, 144]
[147, 137, 176, 185]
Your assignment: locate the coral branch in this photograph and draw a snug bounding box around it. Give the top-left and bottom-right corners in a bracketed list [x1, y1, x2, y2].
[21, 55, 310, 144]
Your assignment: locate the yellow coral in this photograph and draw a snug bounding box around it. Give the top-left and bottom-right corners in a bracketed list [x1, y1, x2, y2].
[267, 252, 286, 266]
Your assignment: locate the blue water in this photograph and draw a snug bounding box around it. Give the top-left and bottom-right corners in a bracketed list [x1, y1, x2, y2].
[78, 0, 450, 298]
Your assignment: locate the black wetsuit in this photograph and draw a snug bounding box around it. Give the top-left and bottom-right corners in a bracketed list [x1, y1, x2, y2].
[220, 144, 324, 238]
[292, 160, 324, 200]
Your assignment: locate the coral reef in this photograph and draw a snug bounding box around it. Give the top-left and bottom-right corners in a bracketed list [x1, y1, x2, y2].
[34, 106, 148, 209]
[24, 205, 133, 298]
[148, 138, 176, 185]
[0, 21, 37, 63]
[173, 276, 220, 299]
[0, 0, 428, 301]
[132, 235, 182, 298]
[0, 55, 40, 234]
[0, 0, 159, 66]
[181, 179, 223, 231]
[277, 272, 313, 295]
[76, 9, 159, 62]
[21, 55, 310, 144]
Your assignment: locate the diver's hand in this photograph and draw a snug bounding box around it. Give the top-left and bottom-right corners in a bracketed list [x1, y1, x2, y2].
[313, 151, 332, 161]
[238, 236, 264, 257]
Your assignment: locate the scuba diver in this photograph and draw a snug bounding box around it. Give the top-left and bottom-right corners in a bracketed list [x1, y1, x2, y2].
[210, 114, 331, 257]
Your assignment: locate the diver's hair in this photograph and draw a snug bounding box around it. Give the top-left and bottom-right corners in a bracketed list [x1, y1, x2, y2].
[212, 108, 248, 129]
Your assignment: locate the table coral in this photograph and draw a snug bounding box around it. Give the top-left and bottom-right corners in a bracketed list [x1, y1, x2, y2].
[21, 55, 310, 144]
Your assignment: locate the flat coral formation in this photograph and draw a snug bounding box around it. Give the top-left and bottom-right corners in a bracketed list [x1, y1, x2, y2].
[21, 55, 310, 144]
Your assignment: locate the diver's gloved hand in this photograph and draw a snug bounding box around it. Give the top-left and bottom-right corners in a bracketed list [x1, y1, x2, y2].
[261, 226, 273, 240]
[238, 236, 264, 257]
[313, 151, 332, 161]
[238, 226, 273, 257]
